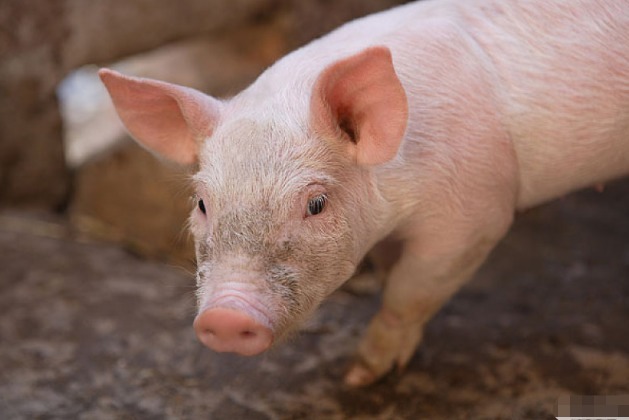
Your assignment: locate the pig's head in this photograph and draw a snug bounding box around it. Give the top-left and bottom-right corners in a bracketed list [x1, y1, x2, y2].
[99, 46, 407, 356]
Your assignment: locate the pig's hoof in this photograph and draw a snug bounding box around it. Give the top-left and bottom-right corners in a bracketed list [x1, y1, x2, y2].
[344, 362, 380, 387]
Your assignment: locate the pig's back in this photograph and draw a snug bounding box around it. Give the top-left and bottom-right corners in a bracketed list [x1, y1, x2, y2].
[463, 0, 629, 208]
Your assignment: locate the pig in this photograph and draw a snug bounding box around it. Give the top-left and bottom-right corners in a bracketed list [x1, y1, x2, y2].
[99, 0, 629, 387]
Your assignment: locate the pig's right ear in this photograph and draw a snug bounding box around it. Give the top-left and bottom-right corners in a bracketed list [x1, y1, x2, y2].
[311, 46, 408, 166]
[98, 69, 221, 165]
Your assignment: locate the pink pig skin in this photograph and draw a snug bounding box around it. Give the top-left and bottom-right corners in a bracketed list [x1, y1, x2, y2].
[99, 0, 629, 387]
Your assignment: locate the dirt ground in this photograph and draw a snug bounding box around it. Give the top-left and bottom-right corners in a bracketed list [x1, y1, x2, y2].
[1, 179, 628, 419]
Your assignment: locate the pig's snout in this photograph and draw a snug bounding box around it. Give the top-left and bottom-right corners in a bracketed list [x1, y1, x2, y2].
[194, 307, 273, 356]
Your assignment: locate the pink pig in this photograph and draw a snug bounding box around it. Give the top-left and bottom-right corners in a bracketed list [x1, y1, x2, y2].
[100, 0, 629, 386]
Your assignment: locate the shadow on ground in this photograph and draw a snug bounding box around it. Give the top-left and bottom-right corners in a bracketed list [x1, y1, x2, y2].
[1, 179, 628, 419]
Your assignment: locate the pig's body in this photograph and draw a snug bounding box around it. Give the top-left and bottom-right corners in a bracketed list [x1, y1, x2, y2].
[100, 0, 629, 386]
[256, 0, 629, 209]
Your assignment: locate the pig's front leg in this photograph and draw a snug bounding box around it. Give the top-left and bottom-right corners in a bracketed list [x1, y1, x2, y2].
[345, 225, 508, 387]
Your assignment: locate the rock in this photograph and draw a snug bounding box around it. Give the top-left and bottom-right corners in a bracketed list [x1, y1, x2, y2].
[0, 0, 277, 210]
[70, 140, 196, 268]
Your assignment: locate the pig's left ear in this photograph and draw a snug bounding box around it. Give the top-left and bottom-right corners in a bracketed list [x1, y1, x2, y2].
[99, 69, 221, 165]
[311, 46, 408, 166]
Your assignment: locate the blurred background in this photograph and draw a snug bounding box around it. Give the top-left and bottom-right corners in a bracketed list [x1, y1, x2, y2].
[1, 1, 627, 419]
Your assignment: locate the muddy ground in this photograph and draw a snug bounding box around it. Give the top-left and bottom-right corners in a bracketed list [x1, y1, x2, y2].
[0, 179, 628, 419]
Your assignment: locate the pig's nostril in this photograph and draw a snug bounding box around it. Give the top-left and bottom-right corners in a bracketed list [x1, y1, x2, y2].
[193, 307, 273, 356]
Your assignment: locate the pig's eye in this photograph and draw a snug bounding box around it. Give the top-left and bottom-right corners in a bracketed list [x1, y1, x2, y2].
[198, 199, 206, 215]
[306, 194, 327, 217]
